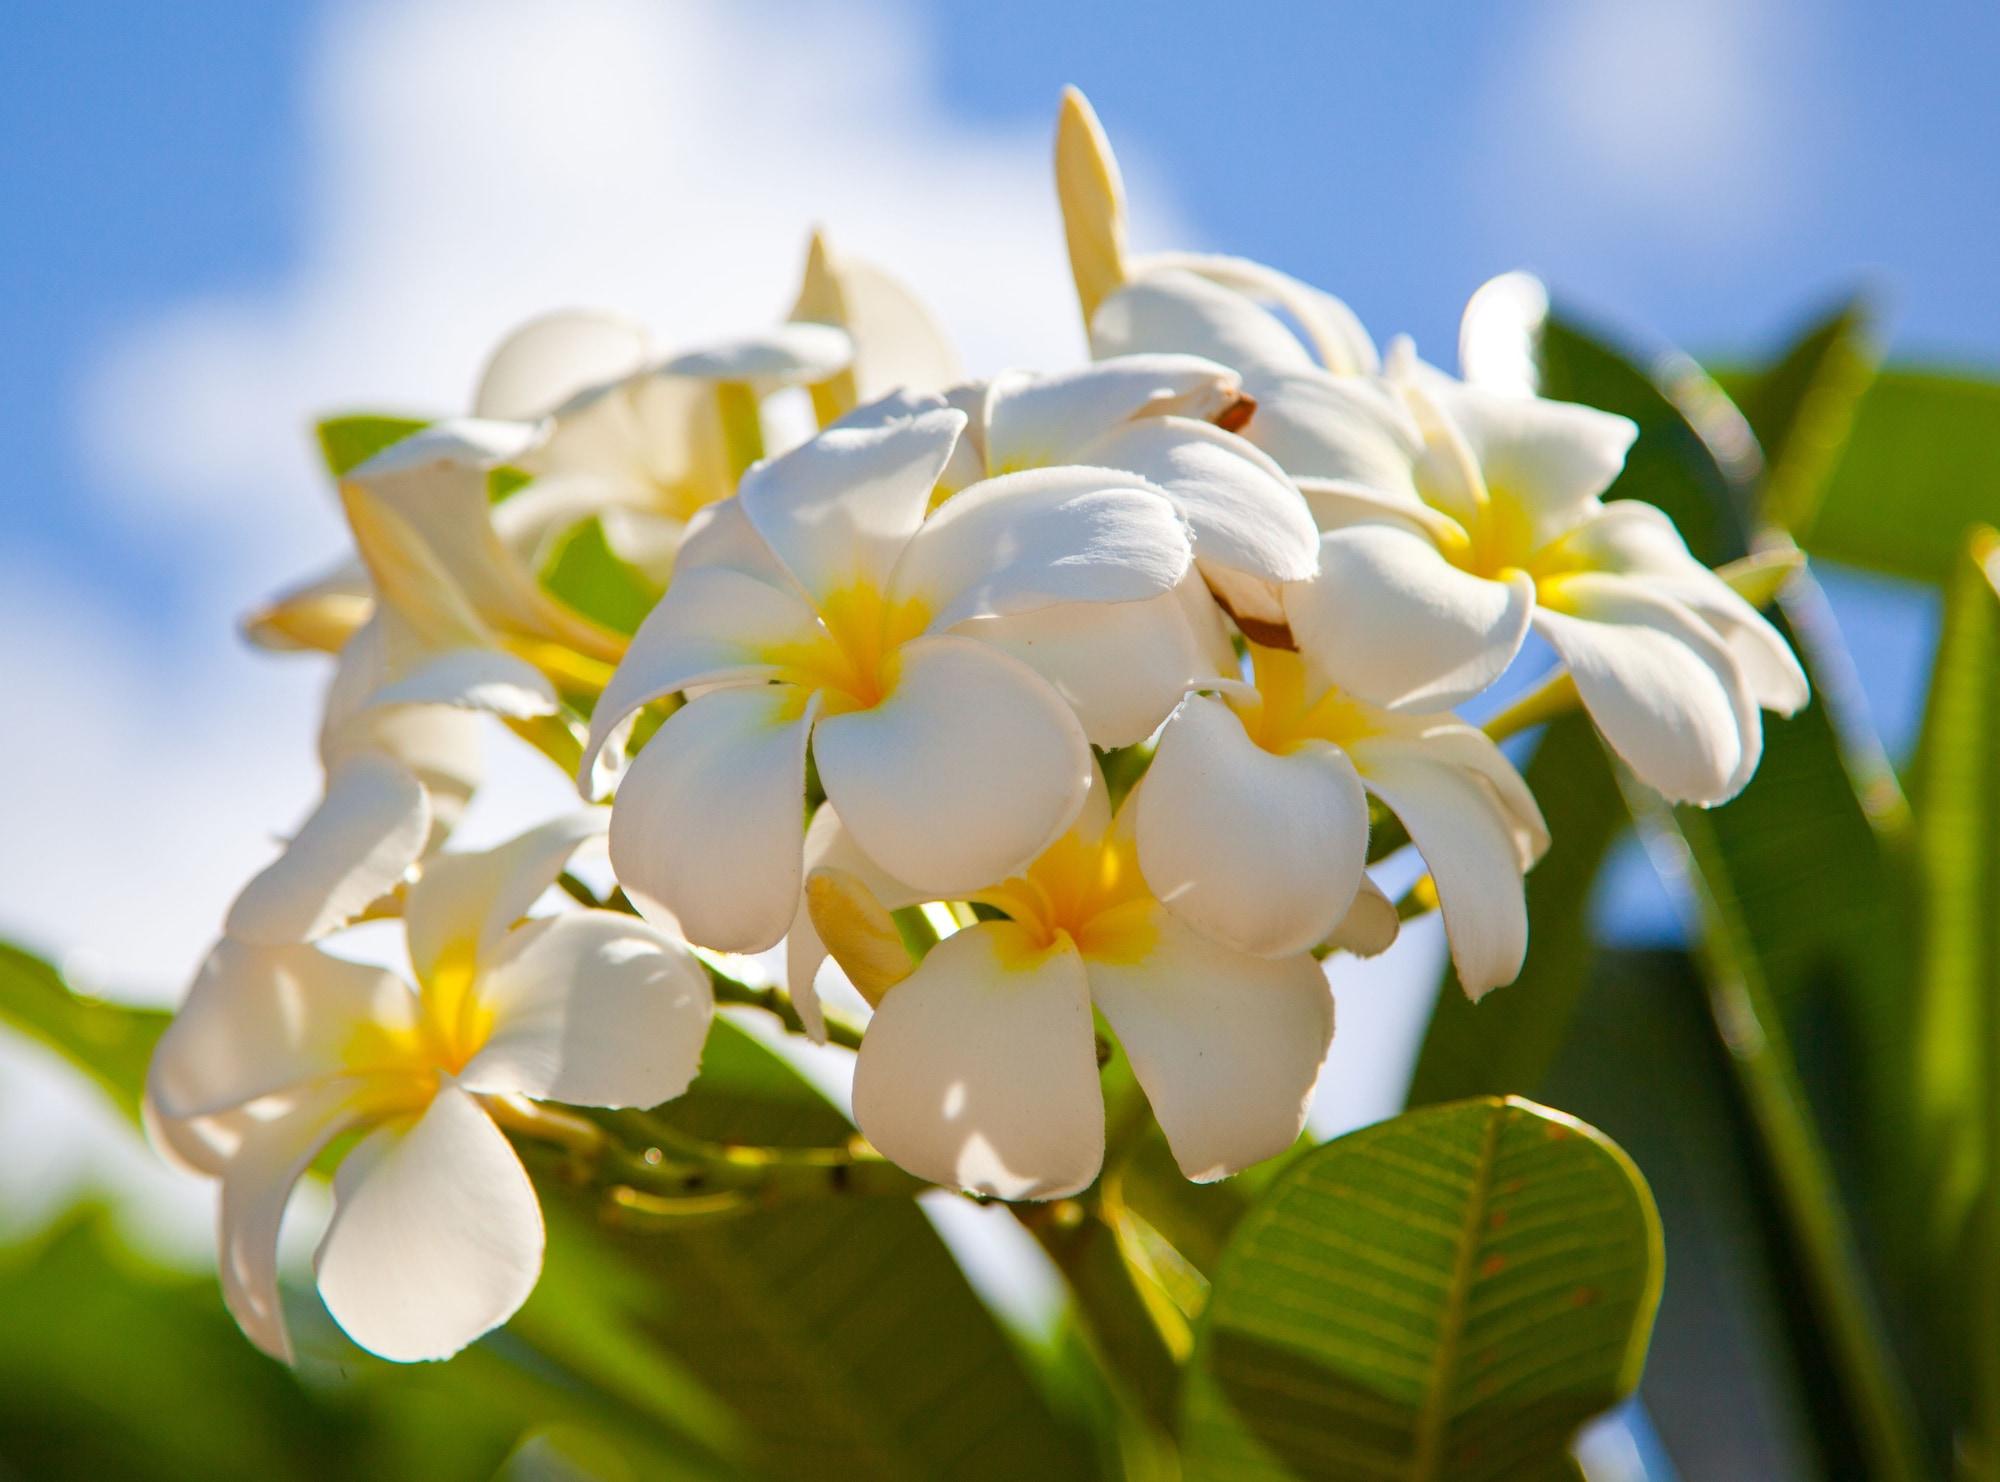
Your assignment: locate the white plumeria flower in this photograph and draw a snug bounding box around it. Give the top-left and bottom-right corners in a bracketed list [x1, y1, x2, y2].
[581, 404, 1195, 953]
[338, 420, 629, 721]
[146, 813, 712, 1364]
[225, 620, 484, 946]
[1137, 643, 1548, 997]
[824, 782, 1334, 1199]
[1275, 346, 1809, 804]
[1056, 86, 1379, 479]
[847, 355, 1320, 740]
[478, 313, 850, 581]
[475, 236, 959, 582]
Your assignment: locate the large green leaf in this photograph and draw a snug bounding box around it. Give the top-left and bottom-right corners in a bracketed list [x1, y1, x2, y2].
[1720, 296, 1878, 537]
[0, 1210, 711, 1482]
[1180, 1097, 1661, 1482]
[1795, 370, 2000, 585]
[517, 1019, 1101, 1482]
[1406, 714, 1624, 1104]
[0, 942, 166, 1118]
[1538, 949, 1823, 1478]
[1904, 529, 2000, 1444]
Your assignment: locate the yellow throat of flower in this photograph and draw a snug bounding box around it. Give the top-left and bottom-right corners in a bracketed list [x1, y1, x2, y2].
[974, 824, 1157, 966]
[763, 580, 931, 716]
[1233, 644, 1382, 755]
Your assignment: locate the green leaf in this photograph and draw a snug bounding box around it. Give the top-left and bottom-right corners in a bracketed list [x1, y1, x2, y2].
[1180, 1097, 1662, 1482]
[518, 1020, 1101, 1482]
[316, 414, 431, 477]
[1905, 528, 2000, 1440]
[0, 1210, 716, 1482]
[1537, 950, 1825, 1477]
[0, 942, 167, 1119]
[1406, 714, 1625, 1104]
[539, 518, 661, 638]
[1794, 370, 2000, 585]
[1721, 295, 1878, 535]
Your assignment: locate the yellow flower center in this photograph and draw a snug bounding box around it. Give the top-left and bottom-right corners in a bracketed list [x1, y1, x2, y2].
[760, 580, 931, 716]
[974, 824, 1157, 966]
[1232, 644, 1382, 755]
[417, 938, 497, 1075]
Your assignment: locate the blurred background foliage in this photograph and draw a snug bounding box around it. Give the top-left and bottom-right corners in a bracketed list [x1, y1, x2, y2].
[3, 289, 1996, 1480]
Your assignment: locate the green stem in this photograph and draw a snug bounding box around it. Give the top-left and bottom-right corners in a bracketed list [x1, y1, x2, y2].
[714, 382, 765, 484]
[706, 967, 865, 1051]
[1015, 1202, 1185, 1433]
[1481, 668, 1579, 744]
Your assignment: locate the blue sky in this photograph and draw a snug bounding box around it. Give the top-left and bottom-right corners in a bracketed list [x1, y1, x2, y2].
[5, 1, 1995, 625]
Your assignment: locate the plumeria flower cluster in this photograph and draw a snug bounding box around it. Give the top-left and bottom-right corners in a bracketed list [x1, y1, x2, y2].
[151, 90, 1804, 1363]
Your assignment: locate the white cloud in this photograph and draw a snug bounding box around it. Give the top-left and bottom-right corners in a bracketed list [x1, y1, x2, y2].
[1473, 0, 1817, 250]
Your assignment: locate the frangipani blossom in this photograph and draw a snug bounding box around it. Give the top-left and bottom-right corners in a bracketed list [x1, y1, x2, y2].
[953, 355, 1319, 645]
[338, 420, 628, 721]
[1277, 347, 1809, 804]
[475, 235, 959, 583]
[147, 813, 711, 1364]
[225, 620, 484, 946]
[825, 783, 1335, 1199]
[1137, 644, 1548, 997]
[582, 404, 1196, 953]
[847, 355, 1319, 740]
[1056, 86, 1380, 482]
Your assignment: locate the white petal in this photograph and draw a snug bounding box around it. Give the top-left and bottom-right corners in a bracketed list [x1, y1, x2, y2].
[329, 702, 483, 839]
[1286, 525, 1534, 710]
[960, 582, 1212, 748]
[1090, 270, 1315, 376]
[243, 558, 373, 654]
[226, 756, 430, 945]
[1457, 271, 1548, 397]
[1139, 251, 1379, 375]
[609, 684, 818, 953]
[149, 941, 417, 1120]
[473, 310, 651, 420]
[792, 231, 963, 405]
[1388, 720, 1552, 870]
[737, 407, 964, 606]
[658, 323, 854, 387]
[982, 355, 1244, 470]
[813, 636, 1089, 896]
[1429, 382, 1636, 548]
[853, 923, 1104, 1200]
[1137, 694, 1370, 958]
[365, 644, 559, 720]
[460, 910, 711, 1106]
[1245, 371, 1429, 506]
[1564, 507, 1810, 717]
[579, 560, 817, 789]
[347, 420, 611, 655]
[314, 1084, 543, 1363]
[893, 466, 1191, 629]
[1324, 875, 1400, 958]
[404, 811, 609, 985]
[1088, 908, 1333, 1181]
[1077, 417, 1319, 585]
[1534, 574, 1759, 805]
[217, 1083, 374, 1362]
[1348, 738, 1531, 999]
